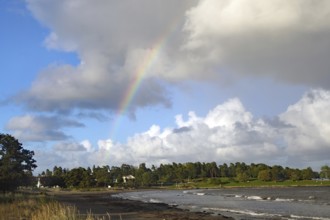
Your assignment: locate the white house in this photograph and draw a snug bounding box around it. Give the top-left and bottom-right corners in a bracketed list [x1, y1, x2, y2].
[122, 175, 135, 183]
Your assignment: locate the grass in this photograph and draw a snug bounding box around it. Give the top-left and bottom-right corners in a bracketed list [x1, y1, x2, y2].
[167, 178, 330, 189]
[0, 192, 98, 220]
[222, 179, 330, 188]
[32, 201, 94, 220]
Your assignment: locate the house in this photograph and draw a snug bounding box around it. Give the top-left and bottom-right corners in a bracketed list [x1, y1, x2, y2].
[122, 175, 135, 183]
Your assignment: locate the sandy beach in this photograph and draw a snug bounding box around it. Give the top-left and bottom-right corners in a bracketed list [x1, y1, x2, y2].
[49, 190, 233, 220]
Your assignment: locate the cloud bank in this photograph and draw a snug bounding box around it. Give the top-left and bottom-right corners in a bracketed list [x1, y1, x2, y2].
[6, 115, 84, 142]
[16, 0, 195, 114]
[183, 0, 330, 86]
[12, 0, 330, 115]
[33, 89, 330, 171]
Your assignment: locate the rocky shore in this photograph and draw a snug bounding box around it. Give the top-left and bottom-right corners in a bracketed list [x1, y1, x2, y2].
[50, 190, 233, 220]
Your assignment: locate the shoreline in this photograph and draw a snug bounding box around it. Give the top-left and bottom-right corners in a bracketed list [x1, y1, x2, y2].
[49, 190, 233, 220]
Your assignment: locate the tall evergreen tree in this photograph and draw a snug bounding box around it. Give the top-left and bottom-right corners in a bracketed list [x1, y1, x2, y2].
[0, 134, 37, 192]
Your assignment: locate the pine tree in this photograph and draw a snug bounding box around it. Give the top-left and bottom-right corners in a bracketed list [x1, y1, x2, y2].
[0, 134, 37, 192]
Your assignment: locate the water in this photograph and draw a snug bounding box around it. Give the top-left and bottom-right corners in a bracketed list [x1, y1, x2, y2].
[114, 187, 330, 220]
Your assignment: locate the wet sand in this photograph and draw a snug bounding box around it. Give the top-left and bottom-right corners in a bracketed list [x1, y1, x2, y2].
[49, 190, 233, 220]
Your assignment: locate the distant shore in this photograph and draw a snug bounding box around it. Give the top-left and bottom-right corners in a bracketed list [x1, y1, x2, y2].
[49, 190, 233, 220]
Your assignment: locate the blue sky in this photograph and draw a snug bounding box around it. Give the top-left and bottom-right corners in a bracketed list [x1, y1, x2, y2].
[1, 0, 330, 173]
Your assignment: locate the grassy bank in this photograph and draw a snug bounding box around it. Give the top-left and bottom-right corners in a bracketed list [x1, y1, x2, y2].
[222, 179, 330, 188]
[0, 192, 95, 220]
[168, 178, 330, 189]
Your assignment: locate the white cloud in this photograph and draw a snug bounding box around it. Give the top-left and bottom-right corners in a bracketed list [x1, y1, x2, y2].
[184, 0, 330, 40]
[34, 89, 330, 171]
[280, 89, 330, 163]
[17, 0, 330, 116]
[183, 0, 330, 87]
[18, 0, 195, 113]
[43, 98, 283, 168]
[44, 32, 77, 52]
[204, 98, 253, 128]
[34, 140, 95, 173]
[5, 114, 84, 142]
[53, 141, 86, 152]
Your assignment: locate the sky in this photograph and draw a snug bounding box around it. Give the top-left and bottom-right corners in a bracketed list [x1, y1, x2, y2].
[1, 0, 330, 174]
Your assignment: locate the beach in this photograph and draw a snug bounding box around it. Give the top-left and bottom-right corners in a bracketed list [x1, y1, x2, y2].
[116, 187, 330, 219]
[49, 190, 233, 220]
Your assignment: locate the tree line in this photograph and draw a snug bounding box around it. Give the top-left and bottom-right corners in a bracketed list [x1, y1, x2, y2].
[1, 133, 330, 192]
[38, 162, 330, 189]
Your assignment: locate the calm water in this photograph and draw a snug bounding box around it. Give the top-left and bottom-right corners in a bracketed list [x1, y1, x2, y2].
[114, 187, 330, 220]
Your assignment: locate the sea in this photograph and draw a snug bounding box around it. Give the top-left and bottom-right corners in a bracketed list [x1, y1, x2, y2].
[113, 186, 330, 220]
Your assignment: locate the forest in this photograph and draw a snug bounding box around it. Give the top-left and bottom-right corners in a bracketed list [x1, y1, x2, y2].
[38, 162, 330, 189]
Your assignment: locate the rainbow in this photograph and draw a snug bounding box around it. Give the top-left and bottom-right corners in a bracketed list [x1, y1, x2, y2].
[109, 20, 180, 140]
[119, 44, 163, 117]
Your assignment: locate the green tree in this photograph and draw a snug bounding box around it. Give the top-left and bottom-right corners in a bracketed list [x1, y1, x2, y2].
[208, 162, 219, 178]
[65, 167, 94, 188]
[142, 172, 153, 186]
[258, 169, 272, 181]
[302, 167, 314, 180]
[174, 163, 187, 182]
[250, 163, 266, 178]
[135, 163, 150, 186]
[288, 169, 302, 181]
[0, 134, 37, 192]
[219, 163, 229, 177]
[236, 172, 249, 182]
[228, 163, 236, 177]
[235, 162, 251, 181]
[320, 165, 330, 179]
[121, 164, 135, 176]
[40, 166, 66, 188]
[158, 164, 176, 183]
[271, 165, 285, 181]
[93, 166, 111, 187]
[110, 166, 123, 185]
[186, 162, 198, 179]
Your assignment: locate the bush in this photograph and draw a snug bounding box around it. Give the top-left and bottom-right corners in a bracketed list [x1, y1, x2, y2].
[207, 178, 222, 185]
